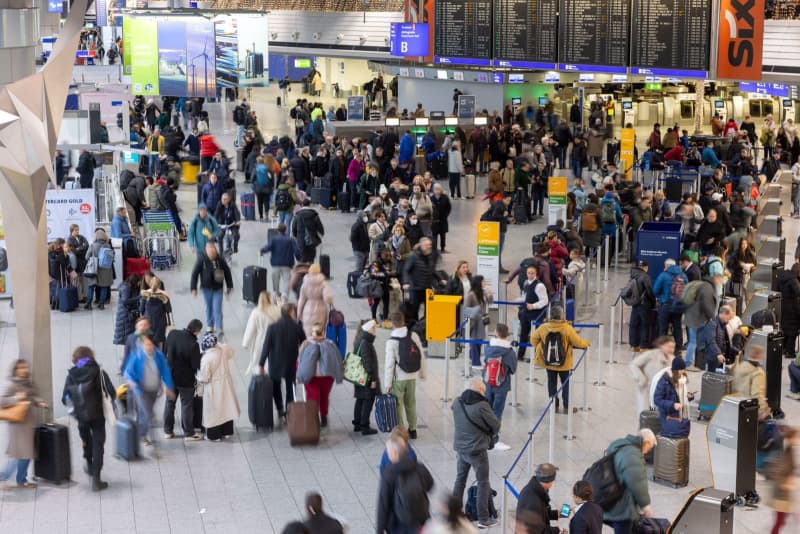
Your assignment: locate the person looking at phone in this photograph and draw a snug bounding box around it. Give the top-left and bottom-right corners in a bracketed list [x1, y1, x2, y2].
[516, 463, 562, 533]
[568, 480, 603, 533]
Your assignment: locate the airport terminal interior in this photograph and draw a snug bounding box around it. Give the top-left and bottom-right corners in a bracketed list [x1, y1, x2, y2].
[1, 1, 800, 533]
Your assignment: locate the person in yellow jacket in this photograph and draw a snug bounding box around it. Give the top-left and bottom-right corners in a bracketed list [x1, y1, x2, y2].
[531, 304, 590, 414]
[147, 128, 166, 177]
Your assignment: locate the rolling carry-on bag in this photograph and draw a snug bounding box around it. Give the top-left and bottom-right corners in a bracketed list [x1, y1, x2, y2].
[652, 435, 690, 487]
[58, 284, 78, 313]
[347, 271, 362, 299]
[243, 264, 268, 304]
[414, 154, 426, 176]
[465, 174, 476, 199]
[34, 418, 71, 484]
[338, 183, 350, 212]
[240, 192, 256, 221]
[248, 375, 274, 431]
[287, 386, 320, 446]
[639, 409, 661, 464]
[698, 371, 733, 420]
[374, 394, 399, 433]
[115, 417, 139, 460]
[319, 253, 331, 280]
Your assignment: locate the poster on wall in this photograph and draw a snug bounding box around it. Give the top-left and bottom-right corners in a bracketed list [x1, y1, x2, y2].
[45, 189, 96, 247]
[157, 20, 188, 96]
[214, 17, 239, 90]
[129, 18, 159, 95]
[213, 15, 269, 88]
[186, 21, 216, 98]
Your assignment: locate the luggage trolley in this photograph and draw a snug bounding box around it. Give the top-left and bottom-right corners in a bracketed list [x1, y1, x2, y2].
[142, 210, 180, 270]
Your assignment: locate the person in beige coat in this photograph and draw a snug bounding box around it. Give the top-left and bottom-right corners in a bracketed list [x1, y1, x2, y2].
[197, 333, 240, 441]
[242, 291, 281, 375]
[630, 335, 676, 413]
[0, 359, 46, 487]
[297, 264, 334, 337]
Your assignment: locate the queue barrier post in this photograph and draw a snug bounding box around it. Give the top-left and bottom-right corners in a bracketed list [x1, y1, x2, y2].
[595, 323, 606, 386]
[608, 302, 616, 364]
[463, 318, 471, 378]
[581, 349, 590, 411]
[603, 235, 610, 281]
[565, 369, 575, 440]
[441, 337, 451, 403]
[500, 477, 508, 533]
[509, 362, 520, 407]
[527, 432, 535, 475]
[584, 253, 591, 305]
[548, 400, 556, 464]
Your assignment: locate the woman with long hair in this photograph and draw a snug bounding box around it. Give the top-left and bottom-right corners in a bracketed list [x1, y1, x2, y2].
[463, 275, 493, 368]
[653, 358, 693, 438]
[113, 274, 142, 345]
[423, 493, 478, 533]
[139, 275, 171, 349]
[243, 291, 281, 375]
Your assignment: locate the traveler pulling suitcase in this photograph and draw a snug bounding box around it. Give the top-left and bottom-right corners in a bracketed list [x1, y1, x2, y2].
[287, 385, 320, 446]
[242, 260, 267, 304]
[248, 375, 274, 431]
[639, 409, 661, 464]
[698, 371, 734, 420]
[374, 393, 399, 432]
[465, 174, 476, 199]
[34, 414, 71, 484]
[240, 192, 256, 221]
[652, 435, 690, 488]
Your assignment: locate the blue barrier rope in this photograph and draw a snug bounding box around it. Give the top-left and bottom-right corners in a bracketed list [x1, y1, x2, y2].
[447, 318, 469, 339]
[504, 478, 520, 499]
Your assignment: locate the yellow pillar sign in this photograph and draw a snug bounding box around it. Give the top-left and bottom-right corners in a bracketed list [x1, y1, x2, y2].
[620, 127, 636, 181]
[547, 176, 567, 205]
[477, 221, 500, 247]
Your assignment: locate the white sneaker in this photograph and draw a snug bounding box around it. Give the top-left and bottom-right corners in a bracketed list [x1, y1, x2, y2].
[184, 434, 203, 442]
[493, 441, 511, 451]
[785, 392, 800, 401]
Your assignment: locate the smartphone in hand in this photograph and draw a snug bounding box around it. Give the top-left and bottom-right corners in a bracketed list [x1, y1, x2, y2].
[560, 503, 571, 518]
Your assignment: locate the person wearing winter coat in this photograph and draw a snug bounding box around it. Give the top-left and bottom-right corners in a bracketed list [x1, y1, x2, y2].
[259, 303, 306, 420]
[602, 430, 657, 533]
[777, 269, 800, 358]
[190, 241, 233, 335]
[462, 275, 493, 367]
[61, 346, 116, 491]
[653, 358, 693, 438]
[352, 320, 381, 436]
[698, 304, 736, 373]
[76, 149, 95, 188]
[384, 312, 427, 439]
[110, 207, 133, 239]
[683, 277, 718, 368]
[368, 211, 390, 263]
[430, 184, 452, 252]
[766, 426, 798, 534]
[652, 260, 686, 346]
[296, 263, 334, 337]
[259, 223, 296, 299]
[196, 332, 239, 441]
[85, 228, 115, 310]
[67, 224, 90, 273]
[516, 463, 562, 534]
[187, 204, 220, 254]
[447, 143, 465, 199]
[139, 275, 171, 348]
[243, 291, 281, 375]
[483, 324, 517, 444]
[303, 492, 345, 534]
[292, 200, 325, 263]
[350, 211, 371, 272]
[423, 494, 479, 534]
[451, 377, 501, 529]
[0, 359, 46, 488]
[627, 261, 657, 352]
[200, 172, 226, 214]
[732, 345, 770, 418]
[296, 325, 343, 427]
[113, 275, 141, 345]
[531, 305, 591, 413]
[377, 436, 435, 533]
[163, 319, 203, 440]
[630, 336, 675, 414]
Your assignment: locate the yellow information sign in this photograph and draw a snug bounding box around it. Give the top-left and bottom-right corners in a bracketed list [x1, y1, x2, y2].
[477, 221, 500, 246]
[547, 176, 567, 205]
[425, 289, 462, 341]
[620, 127, 636, 181]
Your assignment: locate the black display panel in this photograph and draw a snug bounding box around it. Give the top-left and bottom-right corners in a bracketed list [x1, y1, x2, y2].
[557, 0, 629, 73]
[493, 0, 559, 69]
[630, 0, 711, 77]
[434, 0, 493, 66]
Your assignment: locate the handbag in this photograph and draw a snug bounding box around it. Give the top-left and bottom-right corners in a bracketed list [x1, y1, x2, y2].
[165, 312, 176, 336]
[481, 313, 491, 326]
[84, 256, 98, 276]
[0, 400, 31, 423]
[343, 342, 369, 386]
[100, 370, 117, 426]
[329, 307, 345, 328]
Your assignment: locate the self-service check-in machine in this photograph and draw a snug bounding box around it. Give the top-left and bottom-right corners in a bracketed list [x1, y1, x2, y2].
[707, 396, 760, 503]
[668, 487, 736, 534]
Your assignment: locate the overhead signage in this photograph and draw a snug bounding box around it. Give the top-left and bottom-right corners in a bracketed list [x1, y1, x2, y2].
[457, 95, 476, 119]
[560, 64, 628, 74]
[631, 67, 707, 78]
[620, 128, 636, 180]
[738, 82, 788, 97]
[612, 74, 628, 82]
[389, 22, 430, 57]
[494, 0, 558, 70]
[717, 0, 765, 80]
[434, 0, 492, 65]
[96, 0, 107, 26]
[558, 0, 630, 70]
[544, 72, 560, 82]
[579, 73, 595, 82]
[492, 72, 504, 84]
[48, 0, 62, 13]
[435, 56, 492, 67]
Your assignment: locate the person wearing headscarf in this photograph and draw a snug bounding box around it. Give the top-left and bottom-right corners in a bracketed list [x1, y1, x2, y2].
[196, 332, 240, 442]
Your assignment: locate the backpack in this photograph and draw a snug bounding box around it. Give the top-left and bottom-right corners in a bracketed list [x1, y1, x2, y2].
[119, 169, 135, 191]
[669, 273, 688, 313]
[465, 482, 498, 521]
[701, 257, 722, 277]
[582, 453, 625, 511]
[751, 309, 777, 329]
[484, 357, 506, 387]
[393, 469, 430, 525]
[680, 280, 706, 306]
[620, 277, 642, 306]
[394, 332, 421, 373]
[97, 246, 114, 269]
[581, 210, 599, 232]
[256, 167, 271, 188]
[600, 200, 617, 225]
[530, 232, 547, 253]
[274, 189, 291, 211]
[233, 106, 245, 125]
[543, 331, 567, 366]
[66, 374, 102, 422]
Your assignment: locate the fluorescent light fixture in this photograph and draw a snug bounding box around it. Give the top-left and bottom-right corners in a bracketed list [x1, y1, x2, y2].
[445, 117, 458, 126]
[415, 117, 430, 126]
[385, 117, 400, 126]
[473, 116, 488, 125]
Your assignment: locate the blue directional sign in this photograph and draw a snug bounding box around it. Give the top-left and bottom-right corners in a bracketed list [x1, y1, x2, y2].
[738, 82, 789, 97]
[48, 0, 62, 13]
[389, 23, 430, 57]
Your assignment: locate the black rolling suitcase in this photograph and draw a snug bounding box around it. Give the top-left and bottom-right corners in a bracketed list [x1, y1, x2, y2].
[698, 371, 733, 420]
[347, 271, 362, 299]
[243, 264, 267, 304]
[639, 409, 661, 464]
[319, 254, 331, 280]
[248, 375, 274, 431]
[338, 183, 350, 212]
[35, 420, 71, 484]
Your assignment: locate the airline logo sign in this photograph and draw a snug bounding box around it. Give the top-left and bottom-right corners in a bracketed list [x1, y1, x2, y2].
[717, 0, 765, 81]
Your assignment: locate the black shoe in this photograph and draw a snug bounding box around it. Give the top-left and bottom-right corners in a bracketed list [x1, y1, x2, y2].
[361, 427, 378, 436]
[92, 476, 108, 492]
[320, 415, 328, 428]
[98, 303, 105, 310]
[353, 425, 362, 433]
[84, 304, 92, 310]
[409, 429, 417, 440]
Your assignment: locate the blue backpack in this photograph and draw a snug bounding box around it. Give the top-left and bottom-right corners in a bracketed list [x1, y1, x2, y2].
[98, 246, 114, 269]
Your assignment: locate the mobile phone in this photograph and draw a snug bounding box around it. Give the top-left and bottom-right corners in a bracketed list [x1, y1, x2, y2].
[560, 503, 571, 517]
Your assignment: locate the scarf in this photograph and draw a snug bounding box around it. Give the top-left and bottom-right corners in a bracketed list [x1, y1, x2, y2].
[677, 376, 690, 419]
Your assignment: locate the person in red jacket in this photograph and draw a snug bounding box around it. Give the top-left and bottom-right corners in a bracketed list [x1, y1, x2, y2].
[199, 133, 221, 172]
[664, 144, 684, 164]
[545, 231, 569, 280]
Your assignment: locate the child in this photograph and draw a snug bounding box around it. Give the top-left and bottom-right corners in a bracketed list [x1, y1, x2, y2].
[563, 248, 586, 299]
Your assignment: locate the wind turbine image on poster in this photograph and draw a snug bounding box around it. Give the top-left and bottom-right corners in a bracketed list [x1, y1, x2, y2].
[190, 36, 214, 98]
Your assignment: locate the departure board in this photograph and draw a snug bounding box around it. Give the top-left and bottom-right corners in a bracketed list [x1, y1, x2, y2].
[494, 0, 558, 69]
[558, 0, 629, 72]
[434, 0, 493, 66]
[630, 0, 711, 76]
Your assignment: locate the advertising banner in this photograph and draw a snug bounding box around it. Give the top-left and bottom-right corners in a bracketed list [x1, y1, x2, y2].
[157, 20, 188, 96]
[717, 0, 765, 81]
[635, 222, 682, 281]
[122, 16, 133, 74]
[348, 96, 366, 121]
[45, 189, 96, 245]
[214, 16, 239, 89]
[129, 17, 159, 95]
[186, 20, 216, 98]
[457, 95, 476, 119]
[476, 221, 500, 310]
[620, 127, 636, 180]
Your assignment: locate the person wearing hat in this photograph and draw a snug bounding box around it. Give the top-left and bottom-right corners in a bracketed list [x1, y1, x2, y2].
[653, 357, 693, 438]
[352, 320, 380, 435]
[187, 203, 220, 255]
[602, 430, 656, 533]
[516, 463, 561, 533]
[196, 331, 240, 441]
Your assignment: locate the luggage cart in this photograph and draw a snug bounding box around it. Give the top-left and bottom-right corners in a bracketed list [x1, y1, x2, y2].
[142, 211, 180, 270]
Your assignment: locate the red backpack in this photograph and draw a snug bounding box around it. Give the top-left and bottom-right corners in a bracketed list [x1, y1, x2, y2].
[484, 358, 506, 387]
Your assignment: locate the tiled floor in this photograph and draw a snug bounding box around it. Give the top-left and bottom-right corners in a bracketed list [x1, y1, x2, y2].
[0, 85, 796, 533]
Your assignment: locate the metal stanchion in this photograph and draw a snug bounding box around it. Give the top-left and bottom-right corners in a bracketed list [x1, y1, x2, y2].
[463, 318, 471, 378]
[441, 337, 452, 402]
[581, 351, 590, 411]
[565, 372, 575, 440]
[607, 303, 616, 364]
[614, 226, 621, 271]
[499, 284, 508, 326]
[595, 324, 606, 386]
[548, 401, 555, 463]
[618, 301, 625, 346]
[603, 235, 610, 281]
[528, 433, 535, 474]
[584, 257, 591, 305]
[500, 478, 508, 533]
[509, 364, 520, 407]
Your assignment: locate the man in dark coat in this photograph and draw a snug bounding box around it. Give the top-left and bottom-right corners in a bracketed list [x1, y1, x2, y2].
[402, 237, 445, 320]
[303, 493, 344, 533]
[350, 211, 371, 272]
[516, 463, 562, 533]
[259, 303, 306, 421]
[77, 149, 96, 188]
[291, 199, 325, 263]
[627, 261, 657, 352]
[376, 434, 434, 533]
[429, 183, 452, 253]
[163, 319, 203, 440]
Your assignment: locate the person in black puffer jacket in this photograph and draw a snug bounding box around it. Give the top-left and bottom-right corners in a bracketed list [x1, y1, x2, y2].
[61, 346, 116, 491]
[352, 320, 380, 436]
[402, 237, 445, 321]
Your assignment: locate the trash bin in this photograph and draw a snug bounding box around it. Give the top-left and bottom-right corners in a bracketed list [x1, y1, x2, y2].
[182, 155, 200, 184]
